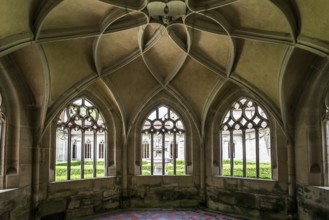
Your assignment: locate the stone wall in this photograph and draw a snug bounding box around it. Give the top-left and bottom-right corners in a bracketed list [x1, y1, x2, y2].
[37, 178, 121, 219]
[297, 185, 329, 220]
[0, 187, 31, 220]
[129, 176, 200, 208]
[206, 177, 288, 219]
[0, 57, 34, 220]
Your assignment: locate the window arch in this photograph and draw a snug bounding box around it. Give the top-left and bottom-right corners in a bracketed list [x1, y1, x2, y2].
[141, 105, 185, 175]
[55, 97, 107, 181]
[220, 97, 272, 179]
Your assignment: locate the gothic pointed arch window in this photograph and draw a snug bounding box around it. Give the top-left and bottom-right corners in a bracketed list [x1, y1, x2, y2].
[220, 97, 272, 179]
[141, 105, 185, 175]
[0, 93, 6, 185]
[55, 97, 107, 181]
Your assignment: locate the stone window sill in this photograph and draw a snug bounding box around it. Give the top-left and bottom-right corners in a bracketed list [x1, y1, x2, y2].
[136, 175, 192, 177]
[316, 186, 329, 190]
[0, 188, 18, 193]
[50, 176, 115, 184]
[215, 175, 276, 182]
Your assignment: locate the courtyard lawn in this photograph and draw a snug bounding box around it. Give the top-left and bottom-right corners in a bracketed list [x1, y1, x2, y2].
[55, 160, 272, 180]
[55, 160, 105, 181]
[222, 160, 272, 179]
[141, 160, 271, 178]
[141, 160, 186, 175]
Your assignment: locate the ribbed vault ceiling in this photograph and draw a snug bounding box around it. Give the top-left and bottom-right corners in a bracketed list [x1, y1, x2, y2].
[1, 0, 329, 134]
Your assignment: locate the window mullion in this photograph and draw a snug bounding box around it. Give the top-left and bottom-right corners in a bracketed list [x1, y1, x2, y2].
[93, 131, 97, 178]
[229, 130, 234, 176]
[256, 128, 260, 178]
[81, 130, 85, 179]
[104, 131, 107, 176]
[174, 133, 176, 175]
[242, 130, 246, 177]
[67, 129, 72, 180]
[151, 133, 154, 175]
[219, 131, 222, 176]
[162, 133, 165, 175]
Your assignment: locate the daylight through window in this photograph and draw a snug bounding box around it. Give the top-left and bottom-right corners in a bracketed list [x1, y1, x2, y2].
[141, 106, 185, 175]
[55, 97, 107, 181]
[220, 98, 272, 179]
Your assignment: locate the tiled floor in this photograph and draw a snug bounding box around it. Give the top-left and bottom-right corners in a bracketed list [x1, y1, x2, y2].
[84, 209, 244, 220]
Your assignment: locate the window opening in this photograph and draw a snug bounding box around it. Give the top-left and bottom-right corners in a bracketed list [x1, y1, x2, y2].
[141, 106, 185, 175]
[170, 142, 178, 159]
[55, 97, 107, 181]
[85, 140, 91, 159]
[72, 140, 77, 159]
[98, 141, 105, 159]
[220, 98, 272, 179]
[142, 141, 150, 159]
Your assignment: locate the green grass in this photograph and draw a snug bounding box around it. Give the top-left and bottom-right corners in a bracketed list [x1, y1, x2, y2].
[222, 160, 272, 179]
[141, 160, 185, 175]
[55, 159, 272, 180]
[141, 160, 271, 178]
[55, 160, 105, 181]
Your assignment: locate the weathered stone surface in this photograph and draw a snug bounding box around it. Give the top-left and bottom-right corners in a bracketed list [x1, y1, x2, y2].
[103, 190, 119, 199]
[66, 207, 94, 219]
[102, 201, 120, 210]
[179, 199, 199, 207]
[234, 192, 257, 209]
[297, 184, 329, 220]
[144, 199, 180, 208]
[81, 196, 100, 207]
[130, 199, 145, 208]
[0, 200, 15, 213]
[39, 186, 121, 219]
[258, 196, 285, 212]
[207, 199, 234, 213]
[47, 190, 76, 199]
[39, 199, 67, 216]
[40, 212, 66, 220]
[208, 190, 236, 205]
[10, 204, 30, 220]
[129, 183, 199, 209]
[0, 212, 10, 220]
[68, 199, 80, 209]
[206, 186, 287, 219]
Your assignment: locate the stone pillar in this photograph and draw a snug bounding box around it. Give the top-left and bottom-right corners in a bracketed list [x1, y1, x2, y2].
[121, 135, 129, 208]
[199, 138, 205, 207]
[287, 142, 297, 219]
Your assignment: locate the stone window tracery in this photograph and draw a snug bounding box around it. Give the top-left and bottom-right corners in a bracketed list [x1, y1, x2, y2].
[220, 98, 272, 179]
[141, 105, 185, 175]
[55, 97, 107, 181]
